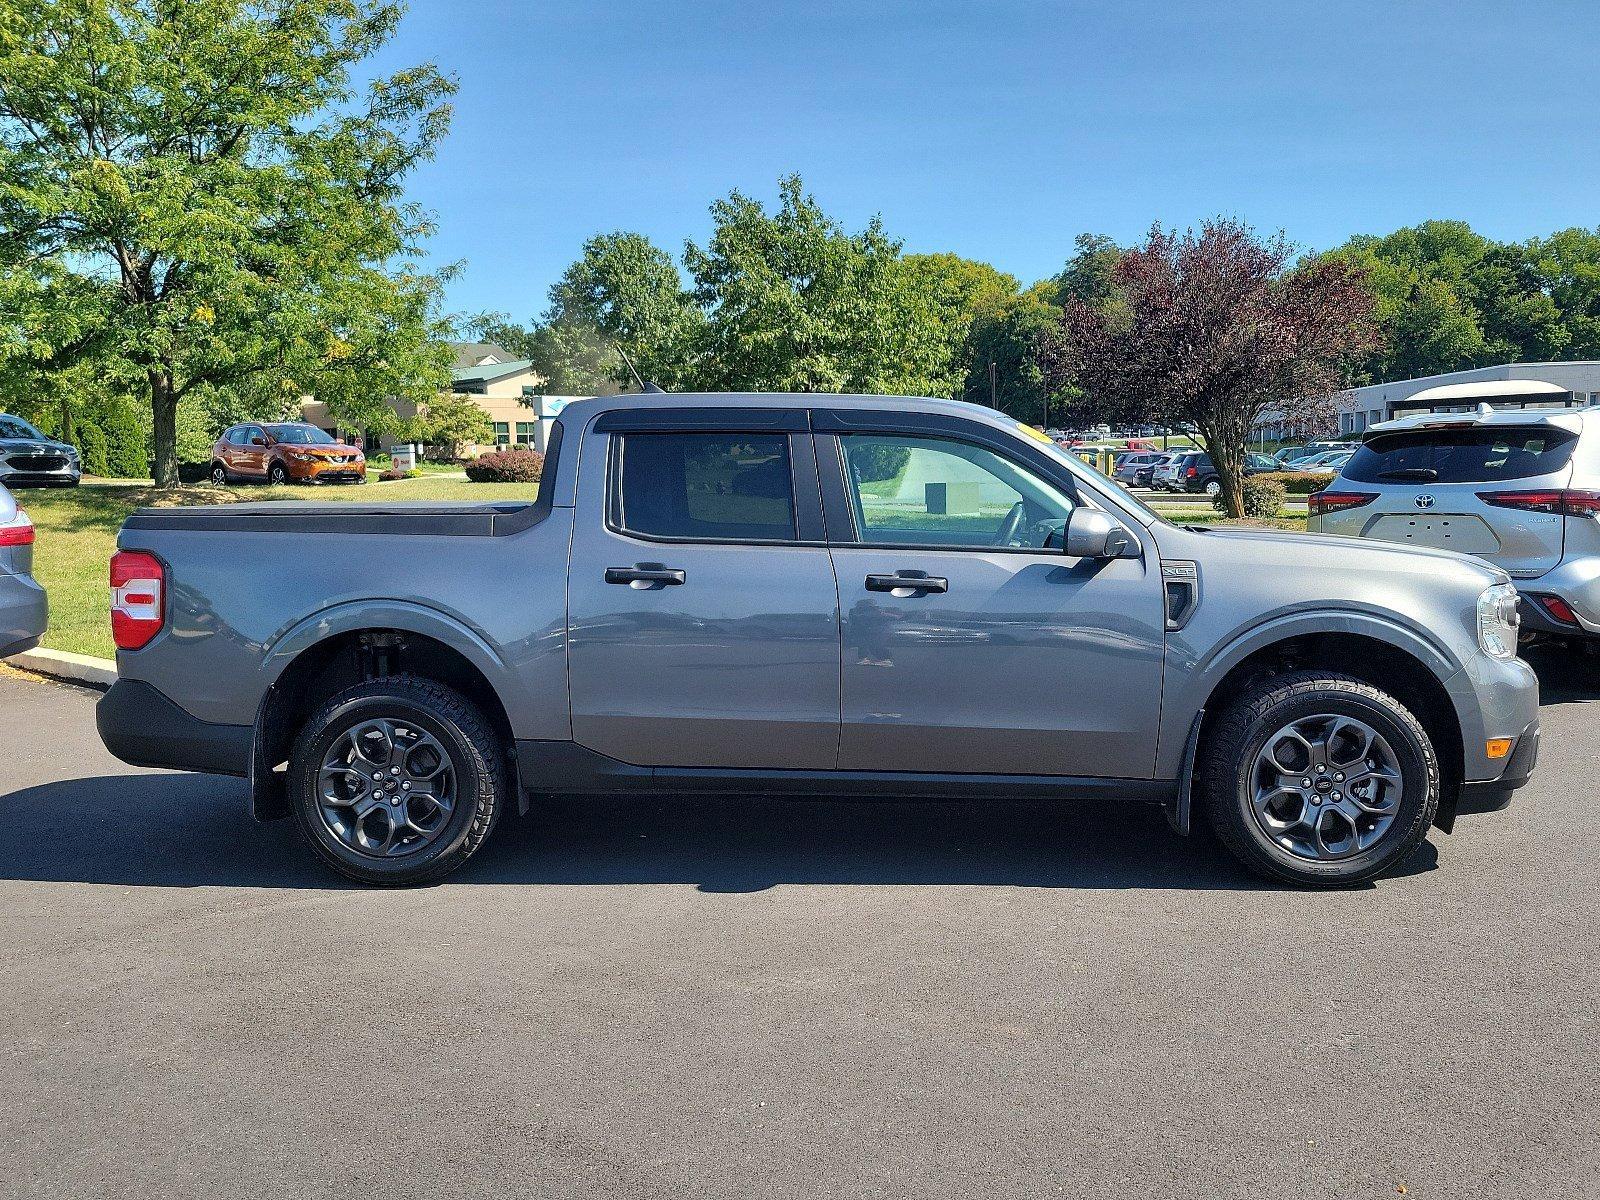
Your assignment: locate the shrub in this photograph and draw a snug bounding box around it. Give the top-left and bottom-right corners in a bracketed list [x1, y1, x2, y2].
[378, 467, 421, 481]
[464, 448, 543, 483]
[1215, 475, 1287, 517]
[1253, 470, 1328, 495]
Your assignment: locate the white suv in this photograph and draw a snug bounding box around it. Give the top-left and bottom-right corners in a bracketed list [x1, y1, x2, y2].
[1308, 404, 1600, 640]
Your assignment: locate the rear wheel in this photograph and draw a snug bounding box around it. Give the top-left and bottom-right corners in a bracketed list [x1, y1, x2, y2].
[1204, 479, 1222, 497]
[288, 677, 507, 885]
[210, 462, 228, 486]
[1200, 672, 1438, 887]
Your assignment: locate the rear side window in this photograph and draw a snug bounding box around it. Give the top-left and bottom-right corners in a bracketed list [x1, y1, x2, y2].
[612, 432, 797, 542]
[1343, 427, 1579, 484]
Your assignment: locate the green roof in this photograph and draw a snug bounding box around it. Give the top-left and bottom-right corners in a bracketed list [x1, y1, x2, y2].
[450, 359, 534, 385]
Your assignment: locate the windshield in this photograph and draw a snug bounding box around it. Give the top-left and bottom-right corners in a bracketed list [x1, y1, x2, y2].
[1344, 426, 1579, 484]
[0, 416, 45, 440]
[266, 424, 337, 445]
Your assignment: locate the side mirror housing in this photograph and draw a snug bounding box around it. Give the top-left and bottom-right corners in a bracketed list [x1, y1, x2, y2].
[1065, 509, 1136, 559]
[251, 436, 268, 447]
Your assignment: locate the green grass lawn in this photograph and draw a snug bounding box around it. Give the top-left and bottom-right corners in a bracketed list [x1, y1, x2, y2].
[20, 476, 538, 660]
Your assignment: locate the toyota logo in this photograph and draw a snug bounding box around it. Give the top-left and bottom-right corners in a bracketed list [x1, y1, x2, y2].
[1415, 494, 1436, 510]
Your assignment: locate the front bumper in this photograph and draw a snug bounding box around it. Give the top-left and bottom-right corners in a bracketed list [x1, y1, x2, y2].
[286, 457, 365, 483]
[0, 462, 80, 487]
[0, 571, 47, 658]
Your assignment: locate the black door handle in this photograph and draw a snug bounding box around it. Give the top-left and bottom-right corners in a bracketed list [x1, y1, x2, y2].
[865, 572, 948, 594]
[605, 565, 686, 586]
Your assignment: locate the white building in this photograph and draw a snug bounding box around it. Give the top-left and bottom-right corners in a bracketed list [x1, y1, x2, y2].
[1333, 362, 1600, 435]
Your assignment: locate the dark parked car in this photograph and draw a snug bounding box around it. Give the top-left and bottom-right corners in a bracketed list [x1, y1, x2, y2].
[1162, 452, 1277, 495]
[210, 422, 366, 486]
[0, 413, 80, 488]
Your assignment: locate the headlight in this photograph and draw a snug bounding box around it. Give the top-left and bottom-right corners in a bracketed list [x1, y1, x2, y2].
[1477, 582, 1521, 660]
[287, 451, 312, 461]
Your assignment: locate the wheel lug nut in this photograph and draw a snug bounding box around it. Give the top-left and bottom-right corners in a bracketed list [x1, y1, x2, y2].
[1334, 773, 1345, 782]
[1302, 778, 1312, 787]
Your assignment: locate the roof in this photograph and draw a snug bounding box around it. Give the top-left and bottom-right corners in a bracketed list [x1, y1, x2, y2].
[450, 358, 536, 386]
[1404, 379, 1571, 404]
[1367, 401, 1599, 436]
[450, 341, 517, 369]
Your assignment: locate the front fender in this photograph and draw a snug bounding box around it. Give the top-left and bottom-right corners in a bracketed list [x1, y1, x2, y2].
[1155, 605, 1467, 780]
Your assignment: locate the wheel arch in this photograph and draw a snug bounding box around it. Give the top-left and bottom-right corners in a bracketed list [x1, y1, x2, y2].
[249, 604, 523, 820]
[1177, 624, 1465, 827]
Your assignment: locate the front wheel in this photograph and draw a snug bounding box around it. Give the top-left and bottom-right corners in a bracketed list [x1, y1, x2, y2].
[288, 677, 507, 885]
[1199, 672, 1438, 887]
[268, 462, 289, 486]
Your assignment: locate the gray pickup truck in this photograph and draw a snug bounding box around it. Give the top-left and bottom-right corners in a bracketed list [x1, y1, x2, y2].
[97, 393, 1540, 887]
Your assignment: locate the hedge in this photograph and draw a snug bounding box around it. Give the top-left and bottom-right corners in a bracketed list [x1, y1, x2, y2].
[464, 448, 543, 483]
[1252, 470, 1330, 495]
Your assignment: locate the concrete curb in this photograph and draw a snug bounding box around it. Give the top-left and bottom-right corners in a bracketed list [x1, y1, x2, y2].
[6, 647, 117, 690]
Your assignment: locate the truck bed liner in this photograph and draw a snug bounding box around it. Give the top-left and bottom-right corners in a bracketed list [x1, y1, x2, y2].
[122, 500, 545, 537]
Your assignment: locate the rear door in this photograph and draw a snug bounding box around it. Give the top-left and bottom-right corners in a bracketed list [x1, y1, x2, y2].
[566, 408, 842, 770]
[1336, 425, 1579, 575]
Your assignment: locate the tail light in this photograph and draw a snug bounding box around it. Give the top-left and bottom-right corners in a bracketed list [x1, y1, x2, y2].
[1185, 466, 1198, 478]
[1477, 489, 1600, 517]
[110, 550, 165, 650]
[1307, 490, 1378, 516]
[0, 509, 34, 546]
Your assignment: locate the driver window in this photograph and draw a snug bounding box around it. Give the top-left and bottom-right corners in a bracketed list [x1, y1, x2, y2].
[839, 434, 1075, 549]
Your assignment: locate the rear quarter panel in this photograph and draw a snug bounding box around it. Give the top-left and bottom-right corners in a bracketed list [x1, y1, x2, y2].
[115, 510, 574, 740]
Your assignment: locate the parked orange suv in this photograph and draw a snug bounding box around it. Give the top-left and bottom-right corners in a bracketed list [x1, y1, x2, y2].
[209, 422, 367, 486]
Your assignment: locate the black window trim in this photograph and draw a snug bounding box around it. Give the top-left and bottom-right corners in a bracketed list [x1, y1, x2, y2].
[603, 428, 827, 547]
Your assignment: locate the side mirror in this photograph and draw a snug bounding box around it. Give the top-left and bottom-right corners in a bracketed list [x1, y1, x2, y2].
[250, 436, 267, 447]
[1065, 509, 1136, 559]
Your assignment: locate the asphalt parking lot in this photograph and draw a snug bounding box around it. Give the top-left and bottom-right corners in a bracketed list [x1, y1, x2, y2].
[1, 655, 1598, 1200]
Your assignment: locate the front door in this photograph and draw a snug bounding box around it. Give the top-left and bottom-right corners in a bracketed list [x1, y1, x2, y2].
[818, 424, 1166, 779]
[566, 412, 842, 770]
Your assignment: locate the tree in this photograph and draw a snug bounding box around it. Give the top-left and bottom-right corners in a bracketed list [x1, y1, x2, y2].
[959, 293, 1061, 424]
[546, 232, 701, 388]
[0, 0, 456, 487]
[1527, 228, 1600, 360]
[406, 391, 492, 460]
[1042, 219, 1380, 518]
[682, 175, 952, 396]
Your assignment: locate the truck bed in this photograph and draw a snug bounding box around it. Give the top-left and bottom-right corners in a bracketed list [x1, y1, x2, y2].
[122, 500, 545, 538]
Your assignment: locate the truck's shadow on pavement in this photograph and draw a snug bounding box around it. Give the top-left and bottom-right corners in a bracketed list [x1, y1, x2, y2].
[0, 772, 1441, 892]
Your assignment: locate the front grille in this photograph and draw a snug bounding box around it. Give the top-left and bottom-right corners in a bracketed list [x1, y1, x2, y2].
[7, 455, 67, 471]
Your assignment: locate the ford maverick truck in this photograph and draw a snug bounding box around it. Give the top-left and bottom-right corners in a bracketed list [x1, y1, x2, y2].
[97, 393, 1540, 887]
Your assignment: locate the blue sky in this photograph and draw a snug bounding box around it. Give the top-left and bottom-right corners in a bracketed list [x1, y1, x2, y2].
[368, 0, 1600, 324]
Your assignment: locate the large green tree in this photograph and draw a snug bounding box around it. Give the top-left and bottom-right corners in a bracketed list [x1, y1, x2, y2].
[682, 175, 952, 395]
[0, 0, 455, 486]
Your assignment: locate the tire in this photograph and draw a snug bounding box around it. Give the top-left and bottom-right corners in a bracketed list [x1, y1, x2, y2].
[1199, 671, 1438, 887]
[287, 676, 507, 885]
[1204, 479, 1222, 497]
[268, 462, 289, 486]
[210, 462, 228, 486]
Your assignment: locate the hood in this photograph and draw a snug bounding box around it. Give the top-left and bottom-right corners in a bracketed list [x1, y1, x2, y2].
[0, 438, 70, 454]
[1159, 523, 1508, 587]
